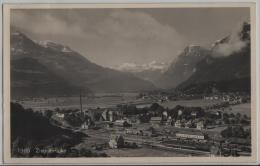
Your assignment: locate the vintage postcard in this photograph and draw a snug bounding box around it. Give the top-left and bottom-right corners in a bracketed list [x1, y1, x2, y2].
[2, 2, 258, 165]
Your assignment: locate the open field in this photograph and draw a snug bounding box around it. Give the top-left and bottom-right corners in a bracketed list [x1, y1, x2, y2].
[226, 103, 251, 117]
[14, 93, 153, 111]
[15, 96, 222, 111]
[160, 99, 223, 109]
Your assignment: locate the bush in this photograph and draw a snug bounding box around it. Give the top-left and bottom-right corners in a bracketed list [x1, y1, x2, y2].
[221, 125, 249, 138]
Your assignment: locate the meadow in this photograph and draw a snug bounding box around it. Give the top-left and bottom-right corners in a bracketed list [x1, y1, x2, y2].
[226, 103, 251, 117]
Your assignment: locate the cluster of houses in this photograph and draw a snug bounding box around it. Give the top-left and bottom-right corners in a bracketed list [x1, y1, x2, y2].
[203, 94, 249, 105]
[149, 109, 206, 130]
[50, 103, 250, 154]
[53, 108, 134, 129]
[149, 116, 205, 130]
[52, 105, 210, 131]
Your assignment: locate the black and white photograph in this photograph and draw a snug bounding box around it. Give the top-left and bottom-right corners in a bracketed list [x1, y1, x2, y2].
[2, 2, 258, 164]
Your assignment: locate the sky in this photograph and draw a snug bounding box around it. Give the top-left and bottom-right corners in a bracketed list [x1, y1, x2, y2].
[11, 8, 250, 68]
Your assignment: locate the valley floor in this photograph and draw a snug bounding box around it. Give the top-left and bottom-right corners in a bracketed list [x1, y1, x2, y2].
[12, 94, 252, 157]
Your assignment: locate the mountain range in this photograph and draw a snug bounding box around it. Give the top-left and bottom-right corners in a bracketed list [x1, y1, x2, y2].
[171, 22, 251, 94]
[11, 21, 251, 97]
[117, 22, 250, 94]
[11, 28, 155, 97]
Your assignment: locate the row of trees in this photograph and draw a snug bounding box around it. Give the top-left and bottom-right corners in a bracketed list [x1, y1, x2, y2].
[222, 112, 250, 125]
[221, 125, 251, 139]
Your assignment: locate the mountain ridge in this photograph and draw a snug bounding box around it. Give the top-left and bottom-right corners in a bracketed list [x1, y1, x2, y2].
[155, 45, 211, 89]
[11, 29, 156, 97]
[175, 22, 250, 94]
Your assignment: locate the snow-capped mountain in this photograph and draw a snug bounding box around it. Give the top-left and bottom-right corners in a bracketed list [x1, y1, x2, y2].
[114, 61, 169, 73]
[112, 61, 169, 86]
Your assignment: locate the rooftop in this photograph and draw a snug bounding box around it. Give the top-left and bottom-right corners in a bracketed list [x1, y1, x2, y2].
[150, 117, 162, 121]
[176, 130, 205, 136]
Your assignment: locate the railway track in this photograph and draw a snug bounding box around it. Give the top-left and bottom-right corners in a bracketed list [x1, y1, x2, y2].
[85, 131, 210, 155]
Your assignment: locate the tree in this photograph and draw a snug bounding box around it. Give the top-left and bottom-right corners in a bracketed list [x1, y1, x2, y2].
[117, 135, 125, 148]
[223, 117, 230, 125]
[93, 112, 102, 121]
[236, 113, 241, 119]
[222, 113, 230, 124]
[232, 113, 241, 124]
[244, 128, 251, 139]
[139, 113, 151, 123]
[221, 126, 246, 138]
[233, 125, 245, 138]
[229, 113, 235, 118]
[150, 103, 164, 116]
[79, 148, 92, 157]
[221, 126, 233, 138]
[223, 113, 229, 119]
[243, 114, 249, 120]
[44, 110, 53, 119]
[124, 105, 138, 115]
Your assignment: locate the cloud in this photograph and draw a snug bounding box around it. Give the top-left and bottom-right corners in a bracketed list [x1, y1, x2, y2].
[212, 22, 249, 57]
[12, 11, 79, 36]
[93, 10, 185, 64]
[214, 40, 246, 57]
[11, 9, 186, 67]
[98, 10, 183, 42]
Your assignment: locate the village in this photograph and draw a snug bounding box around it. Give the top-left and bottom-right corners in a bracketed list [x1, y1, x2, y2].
[22, 91, 250, 157]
